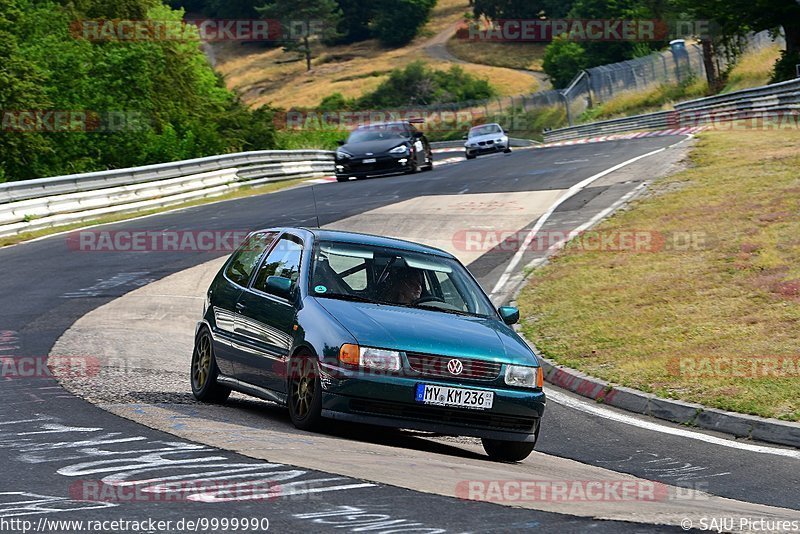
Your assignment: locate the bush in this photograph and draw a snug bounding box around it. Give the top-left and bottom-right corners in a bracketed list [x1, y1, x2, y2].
[353, 61, 495, 108]
[770, 49, 800, 84]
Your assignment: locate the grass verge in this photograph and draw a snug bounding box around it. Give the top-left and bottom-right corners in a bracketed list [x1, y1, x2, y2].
[578, 76, 709, 123]
[0, 177, 308, 248]
[722, 44, 783, 94]
[518, 130, 800, 421]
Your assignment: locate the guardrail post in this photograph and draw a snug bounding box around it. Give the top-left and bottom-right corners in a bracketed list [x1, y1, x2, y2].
[560, 91, 574, 127]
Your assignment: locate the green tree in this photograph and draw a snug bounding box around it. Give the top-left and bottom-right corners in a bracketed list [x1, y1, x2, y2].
[542, 36, 588, 87]
[472, 0, 573, 19]
[334, 0, 373, 43]
[0, 0, 277, 182]
[372, 0, 436, 47]
[0, 0, 52, 182]
[257, 0, 342, 70]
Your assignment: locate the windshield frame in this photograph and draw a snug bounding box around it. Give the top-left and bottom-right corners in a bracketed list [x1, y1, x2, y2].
[308, 239, 497, 319]
[347, 125, 408, 144]
[468, 124, 503, 138]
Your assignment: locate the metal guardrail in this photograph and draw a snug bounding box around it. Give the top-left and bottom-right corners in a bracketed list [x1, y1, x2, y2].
[0, 150, 333, 205]
[0, 150, 335, 237]
[543, 78, 800, 142]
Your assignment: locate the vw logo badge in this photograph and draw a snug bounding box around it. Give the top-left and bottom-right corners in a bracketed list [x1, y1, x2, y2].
[447, 359, 463, 375]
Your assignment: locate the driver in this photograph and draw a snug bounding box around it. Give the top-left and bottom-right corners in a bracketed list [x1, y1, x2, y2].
[387, 268, 424, 305]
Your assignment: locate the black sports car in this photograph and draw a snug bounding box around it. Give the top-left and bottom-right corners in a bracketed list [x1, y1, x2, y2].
[335, 121, 433, 182]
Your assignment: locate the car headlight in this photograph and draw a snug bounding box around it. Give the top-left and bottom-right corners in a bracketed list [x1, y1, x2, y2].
[339, 344, 401, 372]
[336, 149, 352, 159]
[389, 145, 409, 155]
[496, 137, 507, 143]
[505, 365, 543, 388]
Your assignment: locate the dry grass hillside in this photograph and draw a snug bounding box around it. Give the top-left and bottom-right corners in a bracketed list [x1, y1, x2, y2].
[212, 0, 540, 108]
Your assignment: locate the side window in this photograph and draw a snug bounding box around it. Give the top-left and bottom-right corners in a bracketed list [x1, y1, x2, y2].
[224, 232, 276, 287]
[252, 237, 303, 293]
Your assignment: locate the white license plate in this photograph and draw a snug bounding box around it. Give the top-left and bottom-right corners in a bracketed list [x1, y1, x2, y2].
[415, 384, 494, 410]
[362, 158, 377, 164]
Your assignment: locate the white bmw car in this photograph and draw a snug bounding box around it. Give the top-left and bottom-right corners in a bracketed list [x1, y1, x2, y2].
[464, 123, 512, 159]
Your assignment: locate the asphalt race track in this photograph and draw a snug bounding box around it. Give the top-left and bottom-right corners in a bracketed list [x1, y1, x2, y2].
[1, 137, 799, 533]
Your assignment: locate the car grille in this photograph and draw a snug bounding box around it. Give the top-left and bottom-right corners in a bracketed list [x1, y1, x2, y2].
[478, 140, 494, 146]
[348, 157, 398, 171]
[349, 399, 537, 432]
[405, 353, 502, 381]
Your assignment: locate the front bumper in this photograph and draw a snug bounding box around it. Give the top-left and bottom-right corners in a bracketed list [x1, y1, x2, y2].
[336, 155, 413, 177]
[318, 364, 545, 441]
[465, 142, 508, 156]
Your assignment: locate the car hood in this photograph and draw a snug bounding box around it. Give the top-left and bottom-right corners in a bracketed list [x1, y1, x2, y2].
[315, 298, 537, 366]
[341, 139, 408, 156]
[465, 133, 505, 145]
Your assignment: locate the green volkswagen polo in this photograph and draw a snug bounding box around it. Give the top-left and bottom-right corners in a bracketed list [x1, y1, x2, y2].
[191, 227, 546, 461]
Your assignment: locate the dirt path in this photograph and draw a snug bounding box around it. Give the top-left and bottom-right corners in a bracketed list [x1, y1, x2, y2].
[424, 21, 552, 90]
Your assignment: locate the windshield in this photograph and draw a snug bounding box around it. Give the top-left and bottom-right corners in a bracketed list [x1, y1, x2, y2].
[469, 124, 502, 137]
[348, 126, 407, 143]
[310, 241, 496, 317]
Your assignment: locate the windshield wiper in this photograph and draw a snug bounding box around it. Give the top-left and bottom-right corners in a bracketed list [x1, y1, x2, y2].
[404, 303, 478, 317]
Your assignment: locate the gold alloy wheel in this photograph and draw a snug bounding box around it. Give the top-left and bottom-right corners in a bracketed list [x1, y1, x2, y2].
[192, 334, 212, 390]
[292, 357, 315, 419]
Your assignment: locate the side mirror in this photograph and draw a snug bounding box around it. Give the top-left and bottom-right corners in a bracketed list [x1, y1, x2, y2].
[265, 276, 293, 299]
[336, 139, 346, 146]
[413, 131, 424, 139]
[462, 134, 468, 140]
[498, 306, 519, 325]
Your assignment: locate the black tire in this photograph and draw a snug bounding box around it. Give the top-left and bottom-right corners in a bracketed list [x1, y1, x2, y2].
[482, 438, 536, 462]
[465, 153, 476, 160]
[504, 147, 512, 154]
[336, 175, 350, 182]
[405, 150, 420, 174]
[191, 328, 231, 403]
[422, 148, 434, 171]
[288, 352, 324, 431]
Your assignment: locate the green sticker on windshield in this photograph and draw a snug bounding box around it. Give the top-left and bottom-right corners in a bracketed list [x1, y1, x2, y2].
[314, 285, 327, 293]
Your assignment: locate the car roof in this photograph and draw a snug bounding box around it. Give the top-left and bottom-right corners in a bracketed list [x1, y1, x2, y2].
[265, 227, 453, 258]
[470, 123, 501, 129]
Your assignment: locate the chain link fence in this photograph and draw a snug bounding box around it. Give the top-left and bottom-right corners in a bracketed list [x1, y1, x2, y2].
[401, 30, 785, 136]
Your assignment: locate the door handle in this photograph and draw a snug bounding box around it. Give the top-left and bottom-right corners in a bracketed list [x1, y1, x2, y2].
[235, 302, 246, 312]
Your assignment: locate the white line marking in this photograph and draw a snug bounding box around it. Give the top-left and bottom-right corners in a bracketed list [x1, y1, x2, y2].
[547, 389, 800, 460]
[523, 181, 649, 269]
[490, 141, 681, 297]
